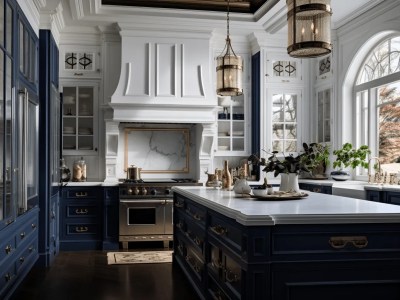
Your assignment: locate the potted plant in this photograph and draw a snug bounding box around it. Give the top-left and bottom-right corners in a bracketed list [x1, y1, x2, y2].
[331, 143, 371, 181]
[300, 142, 330, 179]
[249, 150, 309, 192]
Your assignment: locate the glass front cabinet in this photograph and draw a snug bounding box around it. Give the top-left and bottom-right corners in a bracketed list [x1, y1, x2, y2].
[1, 0, 39, 226]
[61, 82, 98, 154]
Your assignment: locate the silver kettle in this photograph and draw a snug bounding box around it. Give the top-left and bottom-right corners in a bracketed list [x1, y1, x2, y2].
[126, 165, 142, 180]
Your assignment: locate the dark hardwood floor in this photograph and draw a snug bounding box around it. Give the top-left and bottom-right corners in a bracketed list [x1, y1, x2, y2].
[11, 245, 200, 300]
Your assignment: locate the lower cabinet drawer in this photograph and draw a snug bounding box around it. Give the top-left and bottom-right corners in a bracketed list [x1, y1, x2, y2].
[0, 262, 16, 295]
[208, 212, 242, 254]
[271, 224, 400, 258]
[16, 240, 38, 273]
[62, 223, 101, 239]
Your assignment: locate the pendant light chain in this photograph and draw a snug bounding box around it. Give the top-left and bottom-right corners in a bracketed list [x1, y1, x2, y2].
[227, 0, 230, 39]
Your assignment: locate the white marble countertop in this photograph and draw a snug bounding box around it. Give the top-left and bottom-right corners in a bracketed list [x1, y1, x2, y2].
[172, 186, 400, 226]
[62, 181, 119, 187]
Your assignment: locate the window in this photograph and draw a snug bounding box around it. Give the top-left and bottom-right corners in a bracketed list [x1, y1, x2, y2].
[355, 36, 400, 174]
[272, 93, 298, 152]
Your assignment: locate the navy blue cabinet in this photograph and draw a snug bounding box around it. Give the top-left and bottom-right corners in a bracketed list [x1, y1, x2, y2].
[299, 182, 332, 194]
[366, 190, 400, 206]
[0, 207, 39, 299]
[173, 192, 400, 300]
[38, 29, 60, 267]
[60, 186, 103, 250]
[102, 187, 119, 250]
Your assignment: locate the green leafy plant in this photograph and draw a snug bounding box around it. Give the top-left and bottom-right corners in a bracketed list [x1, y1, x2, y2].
[332, 143, 371, 170]
[300, 142, 330, 176]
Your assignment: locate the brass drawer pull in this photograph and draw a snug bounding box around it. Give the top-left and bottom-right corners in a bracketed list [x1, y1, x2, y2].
[185, 255, 201, 274]
[75, 208, 89, 215]
[211, 289, 225, 300]
[176, 221, 184, 230]
[186, 208, 202, 221]
[5, 273, 14, 282]
[177, 244, 184, 256]
[5, 245, 12, 254]
[75, 192, 88, 197]
[174, 201, 184, 208]
[210, 225, 228, 236]
[75, 226, 89, 233]
[211, 259, 223, 269]
[194, 236, 202, 246]
[329, 236, 368, 249]
[225, 268, 241, 283]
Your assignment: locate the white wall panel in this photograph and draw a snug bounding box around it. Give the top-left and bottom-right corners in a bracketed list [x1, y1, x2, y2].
[156, 43, 177, 97]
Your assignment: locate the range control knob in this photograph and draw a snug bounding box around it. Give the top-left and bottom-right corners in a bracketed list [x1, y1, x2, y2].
[127, 188, 133, 195]
[142, 187, 148, 195]
[133, 187, 140, 195]
[151, 189, 157, 196]
[165, 189, 171, 195]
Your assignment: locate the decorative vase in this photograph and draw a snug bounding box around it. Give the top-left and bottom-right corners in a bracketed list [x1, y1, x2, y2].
[330, 170, 351, 181]
[233, 178, 251, 195]
[279, 173, 289, 191]
[222, 160, 232, 190]
[287, 173, 300, 192]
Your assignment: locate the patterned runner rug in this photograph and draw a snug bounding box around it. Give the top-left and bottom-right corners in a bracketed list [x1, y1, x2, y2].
[107, 250, 173, 265]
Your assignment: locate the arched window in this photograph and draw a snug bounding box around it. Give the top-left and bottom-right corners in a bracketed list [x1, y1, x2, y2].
[355, 36, 400, 174]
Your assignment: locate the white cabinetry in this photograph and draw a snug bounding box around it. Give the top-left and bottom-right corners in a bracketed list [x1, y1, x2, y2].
[61, 82, 99, 154]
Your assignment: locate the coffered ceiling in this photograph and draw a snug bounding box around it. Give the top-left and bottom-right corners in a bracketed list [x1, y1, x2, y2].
[101, 0, 270, 14]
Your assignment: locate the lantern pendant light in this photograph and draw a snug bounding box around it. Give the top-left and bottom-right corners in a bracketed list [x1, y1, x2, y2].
[216, 0, 243, 96]
[287, 0, 332, 58]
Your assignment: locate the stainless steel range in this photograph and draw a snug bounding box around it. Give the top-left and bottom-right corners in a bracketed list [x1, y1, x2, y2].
[119, 179, 202, 249]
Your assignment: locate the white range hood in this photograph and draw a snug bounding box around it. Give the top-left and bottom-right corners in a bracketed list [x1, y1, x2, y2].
[105, 24, 219, 182]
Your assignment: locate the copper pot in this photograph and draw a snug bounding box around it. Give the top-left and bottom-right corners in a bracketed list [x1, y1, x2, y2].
[126, 165, 142, 180]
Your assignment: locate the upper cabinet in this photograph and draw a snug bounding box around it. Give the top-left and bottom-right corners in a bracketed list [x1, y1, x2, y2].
[265, 52, 302, 84]
[18, 3, 38, 91]
[61, 82, 99, 154]
[59, 45, 101, 79]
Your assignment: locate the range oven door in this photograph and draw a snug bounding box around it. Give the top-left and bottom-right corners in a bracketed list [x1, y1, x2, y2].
[119, 199, 172, 236]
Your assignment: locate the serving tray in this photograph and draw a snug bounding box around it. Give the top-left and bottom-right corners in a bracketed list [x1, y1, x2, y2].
[251, 191, 308, 201]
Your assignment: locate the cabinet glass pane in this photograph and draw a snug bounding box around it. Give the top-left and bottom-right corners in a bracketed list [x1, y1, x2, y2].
[6, 56, 12, 216]
[62, 85, 95, 152]
[19, 20, 23, 71]
[5, 3, 12, 53]
[0, 1, 3, 47]
[0, 50, 3, 220]
[29, 36, 36, 83]
[27, 101, 38, 200]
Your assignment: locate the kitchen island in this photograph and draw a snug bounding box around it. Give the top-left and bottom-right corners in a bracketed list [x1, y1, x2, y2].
[172, 186, 400, 300]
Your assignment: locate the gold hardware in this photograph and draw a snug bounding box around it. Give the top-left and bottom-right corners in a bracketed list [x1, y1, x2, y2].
[185, 255, 201, 273]
[75, 208, 89, 215]
[194, 237, 202, 246]
[176, 222, 184, 230]
[186, 208, 202, 221]
[225, 268, 240, 283]
[5, 273, 12, 282]
[211, 259, 223, 269]
[75, 226, 89, 233]
[210, 225, 228, 236]
[174, 201, 184, 208]
[5, 245, 12, 254]
[75, 192, 88, 197]
[329, 236, 368, 249]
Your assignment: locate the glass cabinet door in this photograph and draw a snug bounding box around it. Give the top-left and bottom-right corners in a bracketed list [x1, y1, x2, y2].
[62, 84, 97, 153]
[217, 95, 246, 154]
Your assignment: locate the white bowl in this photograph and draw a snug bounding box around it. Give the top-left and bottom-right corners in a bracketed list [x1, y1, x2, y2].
[252, 189, 269, 197]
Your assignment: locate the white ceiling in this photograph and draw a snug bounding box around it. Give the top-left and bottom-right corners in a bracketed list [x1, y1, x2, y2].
[331, 0, 384, 29]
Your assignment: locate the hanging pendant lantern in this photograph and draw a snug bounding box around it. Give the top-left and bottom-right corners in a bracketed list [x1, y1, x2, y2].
[287, 0, 332, 58]
[216, 0, 243, 96]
